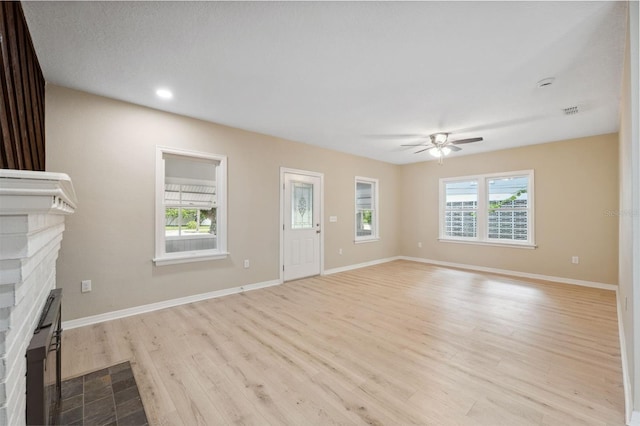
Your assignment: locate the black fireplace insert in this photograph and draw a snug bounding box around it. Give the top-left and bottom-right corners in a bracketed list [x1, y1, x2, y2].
[26, 288, 62, 425]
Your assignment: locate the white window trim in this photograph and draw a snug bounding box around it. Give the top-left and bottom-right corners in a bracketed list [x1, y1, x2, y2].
[354, 176, 379, 243]
[154, 146, 228, 266]
[166, 233, 216, 241]
[439, 170, 536, 248]
[354, 238, 380, 244]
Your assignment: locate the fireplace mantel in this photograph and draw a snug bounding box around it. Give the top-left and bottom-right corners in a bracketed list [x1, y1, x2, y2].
[0, 169, 76, 425]
[0, 169, 77, 215]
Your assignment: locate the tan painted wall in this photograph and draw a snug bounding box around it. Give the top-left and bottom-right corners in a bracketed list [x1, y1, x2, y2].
[46, 85, 400, 320]
[47, 84, 620, 321]
[399, 134, 619, 285]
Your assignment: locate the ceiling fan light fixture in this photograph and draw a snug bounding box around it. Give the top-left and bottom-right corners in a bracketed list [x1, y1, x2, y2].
[433, 133, 448, 144]
[401, 132, 481, 162]
[428, 146, 451, 158]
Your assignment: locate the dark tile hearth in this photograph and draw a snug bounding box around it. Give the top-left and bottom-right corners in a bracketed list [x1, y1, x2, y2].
[56, 361, 148, 426]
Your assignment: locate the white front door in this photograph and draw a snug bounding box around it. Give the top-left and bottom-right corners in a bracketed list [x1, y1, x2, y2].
[283, 171, 321, 281]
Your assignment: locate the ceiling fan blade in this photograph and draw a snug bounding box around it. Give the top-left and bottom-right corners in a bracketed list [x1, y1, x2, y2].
[414, 148, 431, 154]
[448, 145, 462, 152]
[451, 137, 483, 145]
[400, 143, 429, 147]
[367, 134, 429, 140]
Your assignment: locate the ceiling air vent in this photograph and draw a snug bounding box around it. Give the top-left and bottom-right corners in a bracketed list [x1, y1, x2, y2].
[563, 106, 579, 115]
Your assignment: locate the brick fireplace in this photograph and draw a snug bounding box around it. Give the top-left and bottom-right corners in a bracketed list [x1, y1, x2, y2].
[0, 170, 76, 425]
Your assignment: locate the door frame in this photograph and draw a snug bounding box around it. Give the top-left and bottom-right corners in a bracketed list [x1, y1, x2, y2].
[280, 167, 325, 283]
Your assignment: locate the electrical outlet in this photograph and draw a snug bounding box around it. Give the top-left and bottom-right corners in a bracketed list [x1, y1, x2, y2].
[81, 280, 92, 293]
[329, 216, 338, 223]
[243, 259, 250, 268]
[418, 242, 422, 248]
[338, 248, 343, 255]
[571, 256, 579, 264]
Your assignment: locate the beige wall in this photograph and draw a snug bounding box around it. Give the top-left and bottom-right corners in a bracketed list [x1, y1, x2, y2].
[46, 85, 400, 320]
[48, 84, 621, 323]
[399, 134, 619, 285]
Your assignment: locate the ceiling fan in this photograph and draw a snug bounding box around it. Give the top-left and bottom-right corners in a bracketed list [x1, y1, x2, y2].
[401, 133, 483, 164]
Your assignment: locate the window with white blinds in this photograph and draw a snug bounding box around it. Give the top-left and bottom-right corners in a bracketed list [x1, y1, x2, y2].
[355, 177, 379, 242]
[439, 170, 535, 248]
[154, 148, 228, 265]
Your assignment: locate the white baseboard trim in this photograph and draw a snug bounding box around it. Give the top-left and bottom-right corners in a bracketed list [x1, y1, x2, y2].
[630, 411, 640, 426]
[323, 256, 401, 275]
[62, 279, 282, 330]
[617, 291, 634, 425]
[399, 256, 617, 291]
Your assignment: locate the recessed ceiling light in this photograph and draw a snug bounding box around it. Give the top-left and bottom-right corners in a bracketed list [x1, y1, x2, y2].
[156, 88, 173, 99]
[536, 77, 555, 88]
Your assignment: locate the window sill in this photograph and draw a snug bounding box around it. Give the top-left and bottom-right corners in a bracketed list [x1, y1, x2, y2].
[153, 251, 229, 266]
[438, 239, 536, 249]
[354, 237, 380, 244]
[166, 234, 217, 241]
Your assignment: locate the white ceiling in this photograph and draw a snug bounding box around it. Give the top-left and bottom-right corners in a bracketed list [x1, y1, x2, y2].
[22, 1, 628, 165]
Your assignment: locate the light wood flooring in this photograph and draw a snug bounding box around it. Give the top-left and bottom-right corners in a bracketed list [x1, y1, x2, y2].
[61, 260, 625, 425]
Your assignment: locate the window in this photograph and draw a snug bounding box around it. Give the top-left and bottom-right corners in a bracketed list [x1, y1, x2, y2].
[439, 170, 535, 247]
[355, 177, 379, 242]
[443, 180, 478, 238]
[154, 147, 227, 265]
[291, 182, 314, 229]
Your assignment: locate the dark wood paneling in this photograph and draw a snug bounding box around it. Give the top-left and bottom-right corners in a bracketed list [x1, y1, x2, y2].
[0, 1, 45, 171]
